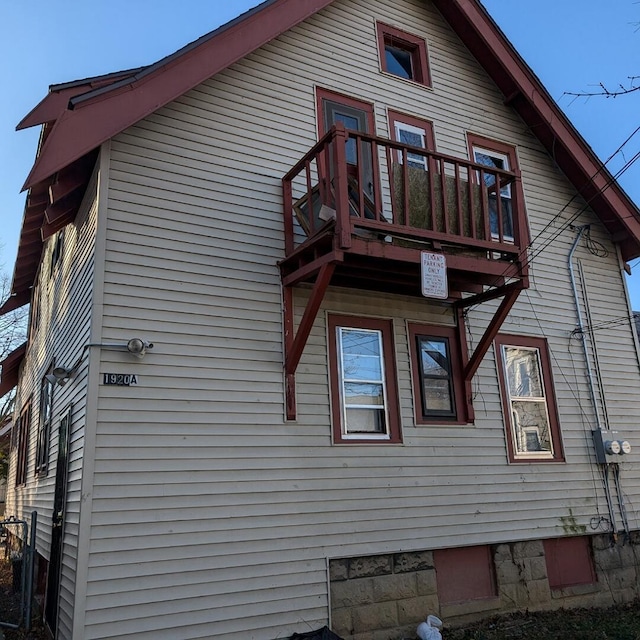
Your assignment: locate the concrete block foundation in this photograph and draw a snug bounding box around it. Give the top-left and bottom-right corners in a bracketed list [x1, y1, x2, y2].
[329, 533, 640, 639]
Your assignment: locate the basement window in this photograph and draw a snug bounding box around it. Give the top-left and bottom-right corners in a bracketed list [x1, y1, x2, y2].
[544, 536, 597, 590]
[434, 545, 497, 604]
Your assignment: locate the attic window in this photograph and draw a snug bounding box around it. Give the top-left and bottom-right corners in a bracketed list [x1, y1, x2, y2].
[377, 22, 430, 86]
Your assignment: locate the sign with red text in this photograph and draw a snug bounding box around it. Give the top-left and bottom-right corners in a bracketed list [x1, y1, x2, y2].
[421, 251, 448, 299]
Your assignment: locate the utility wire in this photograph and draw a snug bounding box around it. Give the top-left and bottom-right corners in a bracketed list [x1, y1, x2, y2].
[465, 142, 640, 316]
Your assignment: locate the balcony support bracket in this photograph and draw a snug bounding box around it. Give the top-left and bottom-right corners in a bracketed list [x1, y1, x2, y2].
[283, 262, 336, 420]
[458, 280, 527, 384]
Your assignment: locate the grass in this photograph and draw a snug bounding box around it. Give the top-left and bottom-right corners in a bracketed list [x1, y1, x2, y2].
[447, 603, 640, 640]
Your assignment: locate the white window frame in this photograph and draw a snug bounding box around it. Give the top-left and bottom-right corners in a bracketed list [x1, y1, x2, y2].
[337, 326, 391, 440]
[394, 121, 428, 170]
[472, 145, 514, 242]
[502, 344, 554, 460]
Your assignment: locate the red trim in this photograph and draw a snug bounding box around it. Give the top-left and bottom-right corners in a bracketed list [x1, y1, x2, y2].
[467, 132, 531, 247]
[467, 133, 519, 169]
[315, 87, 375, 137]
[494, 334, 565, 463]
[432, 0, 640, 259]
[463, 283, 523, 382]
[376, 22, 431, 87]
[0, 290, 30, 316]
[327, 314, 402, 444]
[23, 0, 336, 190]
[0, 342, 27, 397]
[408, 323, 467, 425]
[11, 0, 640, 305]
[17, 70, 141, 130]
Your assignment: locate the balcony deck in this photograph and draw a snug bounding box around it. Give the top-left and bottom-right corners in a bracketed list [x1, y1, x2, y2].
[279, 124, 529, 419]
[281, 124, 528, 299]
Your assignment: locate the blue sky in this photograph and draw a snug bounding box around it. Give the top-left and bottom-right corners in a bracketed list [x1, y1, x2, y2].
[1, 1, 639, 307]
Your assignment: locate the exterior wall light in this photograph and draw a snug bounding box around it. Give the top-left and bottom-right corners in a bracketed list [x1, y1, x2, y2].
[87, 338, 155, 358]
[45, 366, 75, 386]
[126, 339, 153, 358]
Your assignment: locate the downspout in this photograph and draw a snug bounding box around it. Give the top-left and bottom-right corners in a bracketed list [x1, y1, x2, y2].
[568, 226, 618, 535]
[568, 225, 602, 431]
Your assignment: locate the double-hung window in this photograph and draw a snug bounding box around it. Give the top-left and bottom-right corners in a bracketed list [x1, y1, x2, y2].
[495, 335, 564, 462]
[328, 315, 401, 443]
[388, 110, 435, 170]
[409, 323, 466, 424]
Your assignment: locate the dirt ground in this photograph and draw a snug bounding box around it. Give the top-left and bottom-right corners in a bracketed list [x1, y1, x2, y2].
[446, 603, 640, 640]
[0, 556, 48, 640]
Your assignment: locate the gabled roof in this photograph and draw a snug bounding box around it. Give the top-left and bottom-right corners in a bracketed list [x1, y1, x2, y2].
[5, 0, 640, 312]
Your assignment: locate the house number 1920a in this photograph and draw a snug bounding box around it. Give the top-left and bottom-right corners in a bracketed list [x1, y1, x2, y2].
[103, 373, 138, 386]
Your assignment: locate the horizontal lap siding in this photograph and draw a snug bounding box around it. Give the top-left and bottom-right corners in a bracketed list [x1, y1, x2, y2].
[86, 0, 640, 638]
[6, 169, 99, 640]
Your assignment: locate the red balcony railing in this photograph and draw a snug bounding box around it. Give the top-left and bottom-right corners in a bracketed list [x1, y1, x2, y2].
[282, 123, 527, 261]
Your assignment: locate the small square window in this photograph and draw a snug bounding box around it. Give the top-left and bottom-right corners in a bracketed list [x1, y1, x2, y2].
[328, 315, 402, 444]
[377, 23, 430, 86]
[388, 110, 435, 170]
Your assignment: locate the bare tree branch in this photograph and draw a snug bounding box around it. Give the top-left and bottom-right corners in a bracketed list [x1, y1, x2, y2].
[564, 77, 640, 99]
[0, 268, 28, 425]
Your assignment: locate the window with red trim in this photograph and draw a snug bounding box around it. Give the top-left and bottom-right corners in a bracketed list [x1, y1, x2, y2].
[544, 536, 597, 590]
[15, 399, 31, 486]
[328, 315, 401, 444]
[495, 334, 564, 462]
[388, 110, 435, 169]
[408, 323, 467, 424]
[377, 22, 431, 86]
[467, 133, 522, 243]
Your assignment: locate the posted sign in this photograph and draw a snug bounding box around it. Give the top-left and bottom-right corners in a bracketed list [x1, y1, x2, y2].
[421, 251, 448, 299]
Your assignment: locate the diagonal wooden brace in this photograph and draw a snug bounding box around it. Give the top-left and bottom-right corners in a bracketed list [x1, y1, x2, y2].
[284, 262, 335, 420]
[463, 282, 524, 383]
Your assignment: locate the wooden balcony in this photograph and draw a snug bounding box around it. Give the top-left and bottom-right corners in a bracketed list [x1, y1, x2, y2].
[281, 123, 528, 298]
[280, 124, 529, 419]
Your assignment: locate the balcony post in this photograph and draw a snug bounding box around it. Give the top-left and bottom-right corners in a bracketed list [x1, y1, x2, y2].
[512, 171, 528, 248]
[332, 123, 352, 250]
[282, 175, 295, 256]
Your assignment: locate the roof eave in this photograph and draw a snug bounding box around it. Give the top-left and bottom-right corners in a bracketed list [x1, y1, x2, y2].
[431, 0, 640, 260]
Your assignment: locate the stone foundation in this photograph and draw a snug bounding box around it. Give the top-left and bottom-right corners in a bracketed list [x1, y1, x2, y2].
[329, 533, 640, 640]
